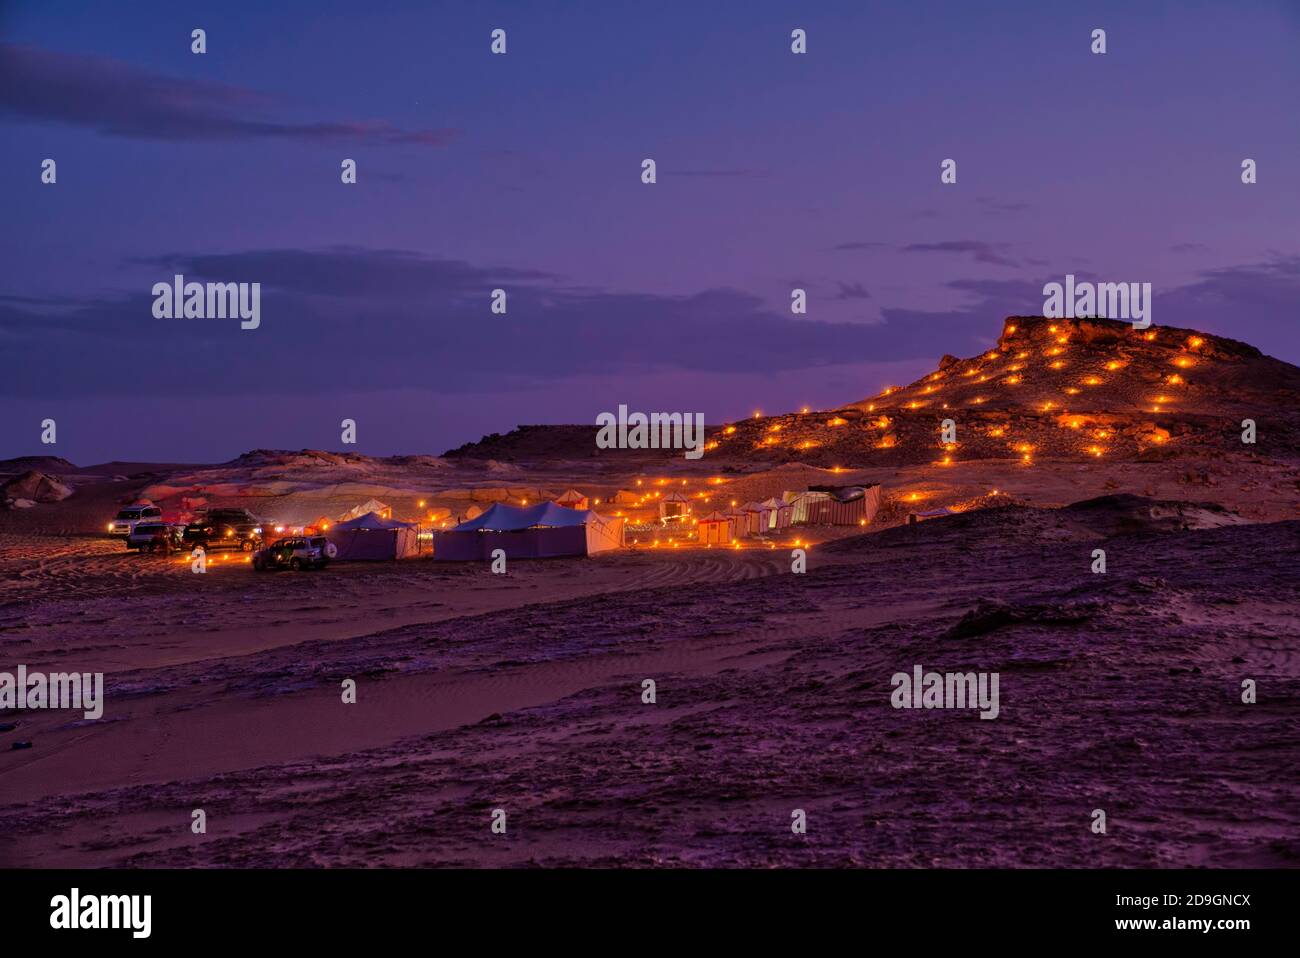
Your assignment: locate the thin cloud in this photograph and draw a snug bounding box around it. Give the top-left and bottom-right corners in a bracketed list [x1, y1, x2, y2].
[834, 282, 872, 300]
[0, 42, 457, 146]
[832, 241, 886, 251]
[902, 241, 1020, 268]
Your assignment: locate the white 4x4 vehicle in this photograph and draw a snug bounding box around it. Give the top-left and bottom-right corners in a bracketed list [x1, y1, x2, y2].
[107, 505, 164, 536]
[252, 536, 338, 571]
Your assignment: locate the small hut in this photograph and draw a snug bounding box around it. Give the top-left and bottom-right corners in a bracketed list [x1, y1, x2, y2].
[726, 506, 750, 538]
[741, 501, 768, 535]
[697, 511, 732, 545]
[659, 490, 690, 523]
[761, 497, 794, 531]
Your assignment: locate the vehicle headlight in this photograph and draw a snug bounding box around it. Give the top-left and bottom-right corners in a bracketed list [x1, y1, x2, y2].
[253, 527, 263, 534]
[107, 523, 114, 531]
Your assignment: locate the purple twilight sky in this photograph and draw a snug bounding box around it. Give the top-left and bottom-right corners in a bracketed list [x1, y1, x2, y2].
[3, 0, 1299, 464]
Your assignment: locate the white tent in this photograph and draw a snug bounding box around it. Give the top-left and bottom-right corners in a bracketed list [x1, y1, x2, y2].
[659, 491, 690, 522]
[761, 497, 794, 531]
[338, 498, 392, 522]
[434, 502, 624, 560]
[327, 511, 420, 560]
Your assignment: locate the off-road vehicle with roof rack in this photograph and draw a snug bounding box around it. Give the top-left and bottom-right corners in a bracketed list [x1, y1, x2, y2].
[182, 508, 264, 552]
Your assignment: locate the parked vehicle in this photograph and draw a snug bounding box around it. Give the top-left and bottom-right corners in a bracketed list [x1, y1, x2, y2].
[252, 536, 337, 571]
[107, 505, 164, 536]
[126, 523, 185, 553]
[182, 508, 264, 552]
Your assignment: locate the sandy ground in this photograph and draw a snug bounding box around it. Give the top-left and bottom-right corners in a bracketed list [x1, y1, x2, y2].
[1, 479, 1296, 867]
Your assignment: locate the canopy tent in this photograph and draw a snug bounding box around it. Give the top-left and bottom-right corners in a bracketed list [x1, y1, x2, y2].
[327, 511, 420, 560]
[434, 502, 624, 560]
[697, 511, 733, 545]
[741, 501, 769, 535]
[761, 497, 794, 531]
[659, 490, 690, 522]
[726, 507, 750, 538]
[782, 491, 812, 525]
[338, 498, 392, 522]
[553, 488, 590, 511]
